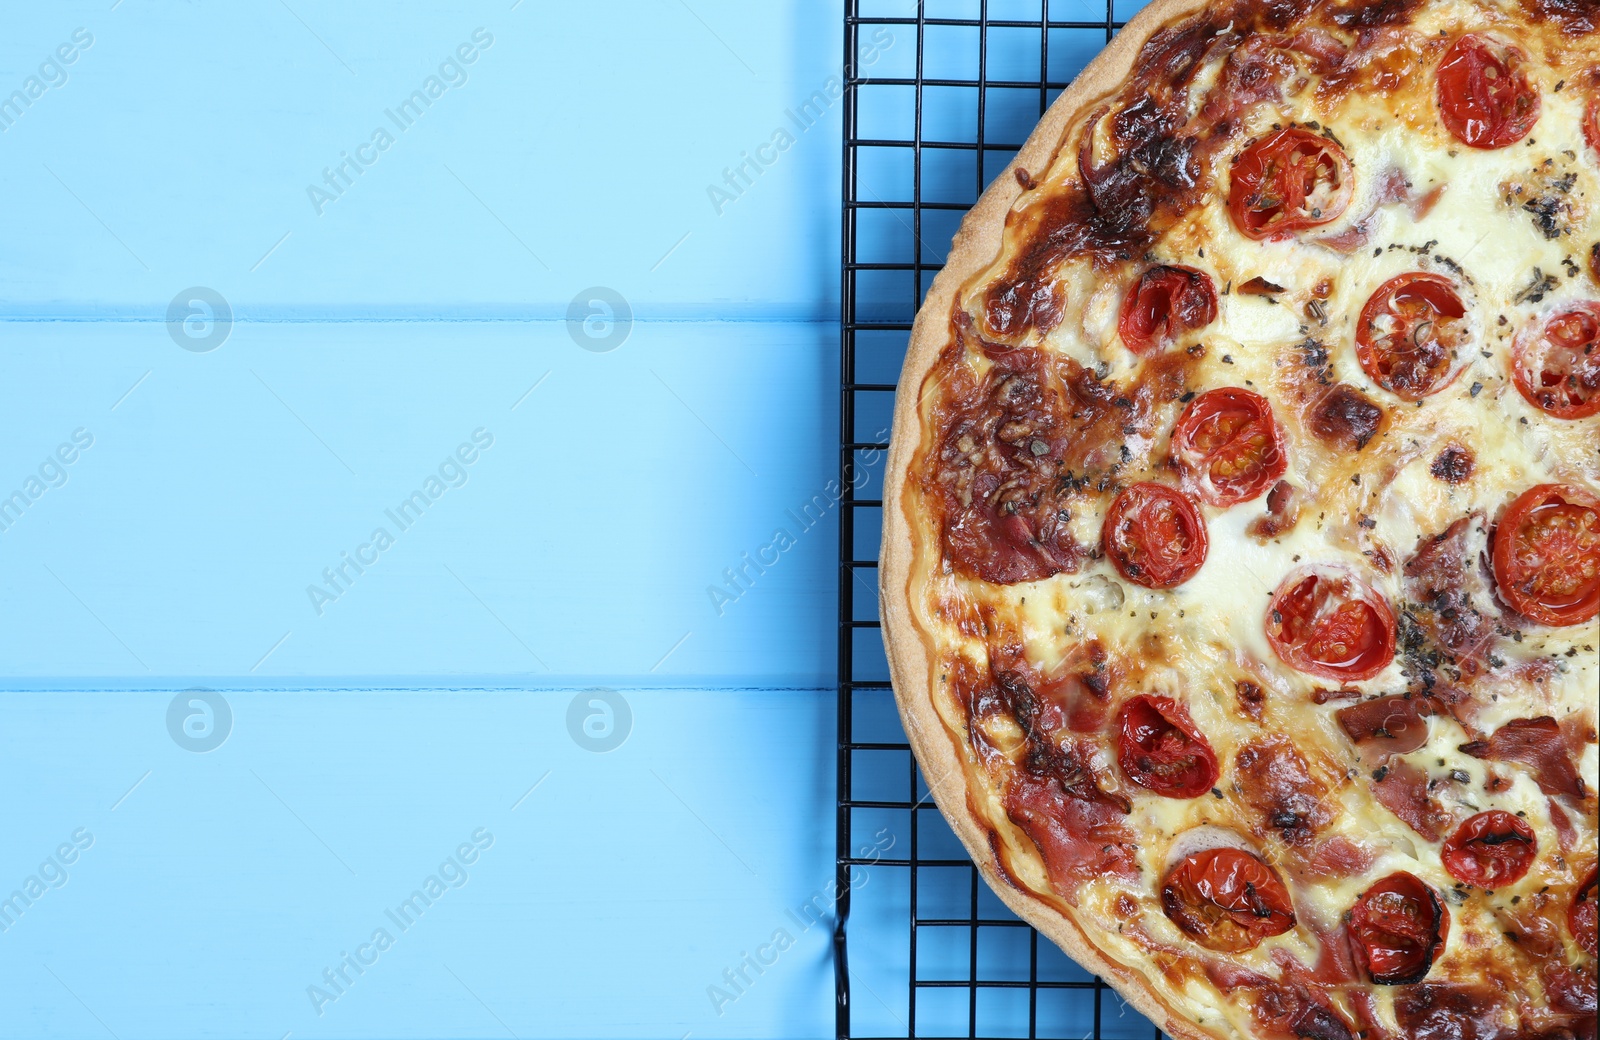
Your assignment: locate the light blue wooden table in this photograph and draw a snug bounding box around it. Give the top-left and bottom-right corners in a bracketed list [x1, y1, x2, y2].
[0, 2, 1143, 1036]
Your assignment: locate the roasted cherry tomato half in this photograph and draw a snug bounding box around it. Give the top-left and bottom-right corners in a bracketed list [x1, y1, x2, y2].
[1116, 695, 1219, 799]
[1586, 95, 1600, 158]
[1102, 483, 1209, 589]
[1119, 265, 1218, 354]
[1512, 302, 1600, 420]
[1355, 273, 1470, 401]
[1162, 847, 1296, 953]
[1441, 810, 1537, 889]
[1573, 866, 1598, 959]
[1436, 34, 1540, 149]
[1228, 128, 1353, 240]
[1265, 566, 1396, 681]
[1171, 388, 1287, 506]
[1491, 483, 1600, 627]
[1348, 871, 1450, 985]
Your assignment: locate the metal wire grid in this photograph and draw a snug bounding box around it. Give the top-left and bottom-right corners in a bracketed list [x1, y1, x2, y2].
[835, 2, 1168, 1038]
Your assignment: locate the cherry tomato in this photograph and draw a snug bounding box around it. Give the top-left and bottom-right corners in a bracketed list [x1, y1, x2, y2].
[1265, 566, 1396, 681]
[1572, 866, 1598, 959]
[1102, 483, 1209, 589]
[1441, 811, 1537, 889]
[1171, 388, 1287, 506]
[1116, 695, 1219, 798]
[1512, 302, 1600, 420]
[1227, 128, 1353, 240]
[1348, 871, 1450, 985]
[1119, 266, 1218, 354]
[1355, 273, 1470, 401]
[1491, 483, 1600, 627]
[1162, 847, 1296, 953]
[1586, 95, 1600, 157]
[1436, 34, 1540, 149]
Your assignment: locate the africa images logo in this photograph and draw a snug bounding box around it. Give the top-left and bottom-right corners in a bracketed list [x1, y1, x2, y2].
[166, 689, 233, 753]
[306, 428, 494, 616]
[306, 828, 494, 1016]
[306, 29, 494, 215]
[566, 689, 631, 753]
[705, 27, 893, 216]
[0, 28, 93, 134]
[0, 829, 94, 934]
[0, 427, 94, 536]
[166, 288, 232, 353]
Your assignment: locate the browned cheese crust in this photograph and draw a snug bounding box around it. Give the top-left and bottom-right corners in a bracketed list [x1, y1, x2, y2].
[880, 0, 1600, 1036]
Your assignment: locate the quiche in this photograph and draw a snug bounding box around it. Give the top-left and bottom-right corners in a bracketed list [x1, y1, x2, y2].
[877, 0, 1600, 1036]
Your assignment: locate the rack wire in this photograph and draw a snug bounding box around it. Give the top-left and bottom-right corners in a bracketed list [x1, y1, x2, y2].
[835, 2, 1166, 1037]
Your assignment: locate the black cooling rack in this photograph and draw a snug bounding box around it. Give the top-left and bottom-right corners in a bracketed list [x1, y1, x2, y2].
[835, 2, 1169, 1038]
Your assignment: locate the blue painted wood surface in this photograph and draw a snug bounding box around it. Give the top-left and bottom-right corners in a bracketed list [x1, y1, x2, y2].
[0, 1, 1148, 1036]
